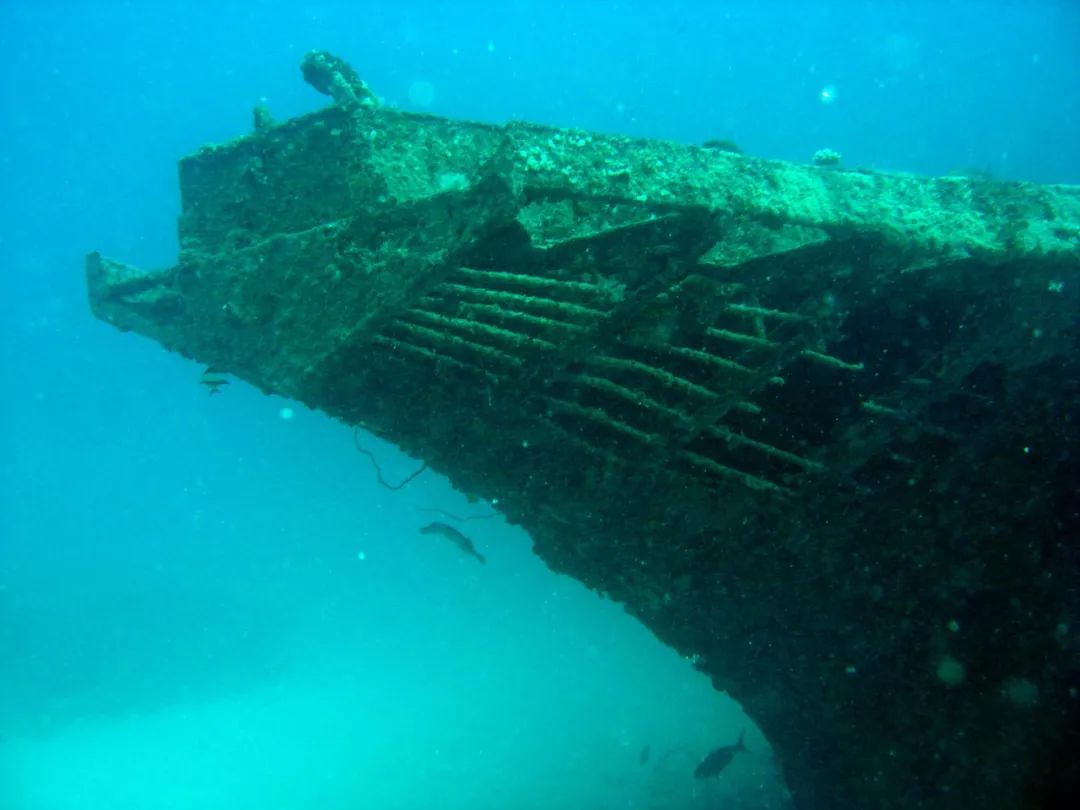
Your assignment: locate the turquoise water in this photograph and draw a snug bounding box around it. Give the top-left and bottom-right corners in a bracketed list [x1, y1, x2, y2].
[0, 373, 782, 808]
[2, 2, 1078, 808]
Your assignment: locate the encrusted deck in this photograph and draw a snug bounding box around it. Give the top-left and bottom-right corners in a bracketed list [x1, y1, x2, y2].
[88, 53, 1080, 810]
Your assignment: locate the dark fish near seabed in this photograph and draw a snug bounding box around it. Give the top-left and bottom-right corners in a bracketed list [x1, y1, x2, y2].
[419, 522, 486, 564]
[693, 730, 748, 779]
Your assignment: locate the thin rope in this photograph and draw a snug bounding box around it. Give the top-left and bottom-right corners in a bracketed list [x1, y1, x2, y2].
[353, 427, 427, 490]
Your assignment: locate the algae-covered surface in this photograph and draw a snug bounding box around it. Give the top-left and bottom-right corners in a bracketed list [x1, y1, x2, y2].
[88, 52, 1080, 810]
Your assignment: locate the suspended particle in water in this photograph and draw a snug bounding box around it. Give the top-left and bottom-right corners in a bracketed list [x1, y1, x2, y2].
[936, 655, 966, 687]
[819, 84, 838, 105]
[279, 407, 295, 420]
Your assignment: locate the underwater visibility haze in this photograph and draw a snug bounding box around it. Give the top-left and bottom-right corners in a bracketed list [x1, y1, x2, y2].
[2, 2, 1080, 809]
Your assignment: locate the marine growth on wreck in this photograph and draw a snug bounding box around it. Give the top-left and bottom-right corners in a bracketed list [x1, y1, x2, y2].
[87, 51, 1080, 810]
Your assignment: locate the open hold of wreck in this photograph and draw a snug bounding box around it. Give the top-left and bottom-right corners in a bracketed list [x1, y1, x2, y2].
[88, 52, 1080, 810]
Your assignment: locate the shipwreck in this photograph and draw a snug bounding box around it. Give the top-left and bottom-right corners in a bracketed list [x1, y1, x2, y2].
[88, 52, 1080, 809]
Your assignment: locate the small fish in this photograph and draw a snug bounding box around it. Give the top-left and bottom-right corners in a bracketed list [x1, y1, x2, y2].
[693, 730, 747, 779]
[419, 522, 485, 564]
[201, 377, 229, 395]
[201, 367, 229, 395]
[639, 744, 651, 765]
[701, 138, 742, 154]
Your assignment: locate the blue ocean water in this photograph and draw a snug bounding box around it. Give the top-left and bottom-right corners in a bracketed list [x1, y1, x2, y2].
[1, 2, 1078, 808]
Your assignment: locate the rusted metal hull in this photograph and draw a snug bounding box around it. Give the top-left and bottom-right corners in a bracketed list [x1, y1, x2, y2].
[88, 56, 1080, 810]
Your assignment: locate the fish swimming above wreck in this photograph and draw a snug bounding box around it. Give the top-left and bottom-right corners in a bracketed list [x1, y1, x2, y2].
[419, 522, 486, 564]
[694, 730, 748, 779]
